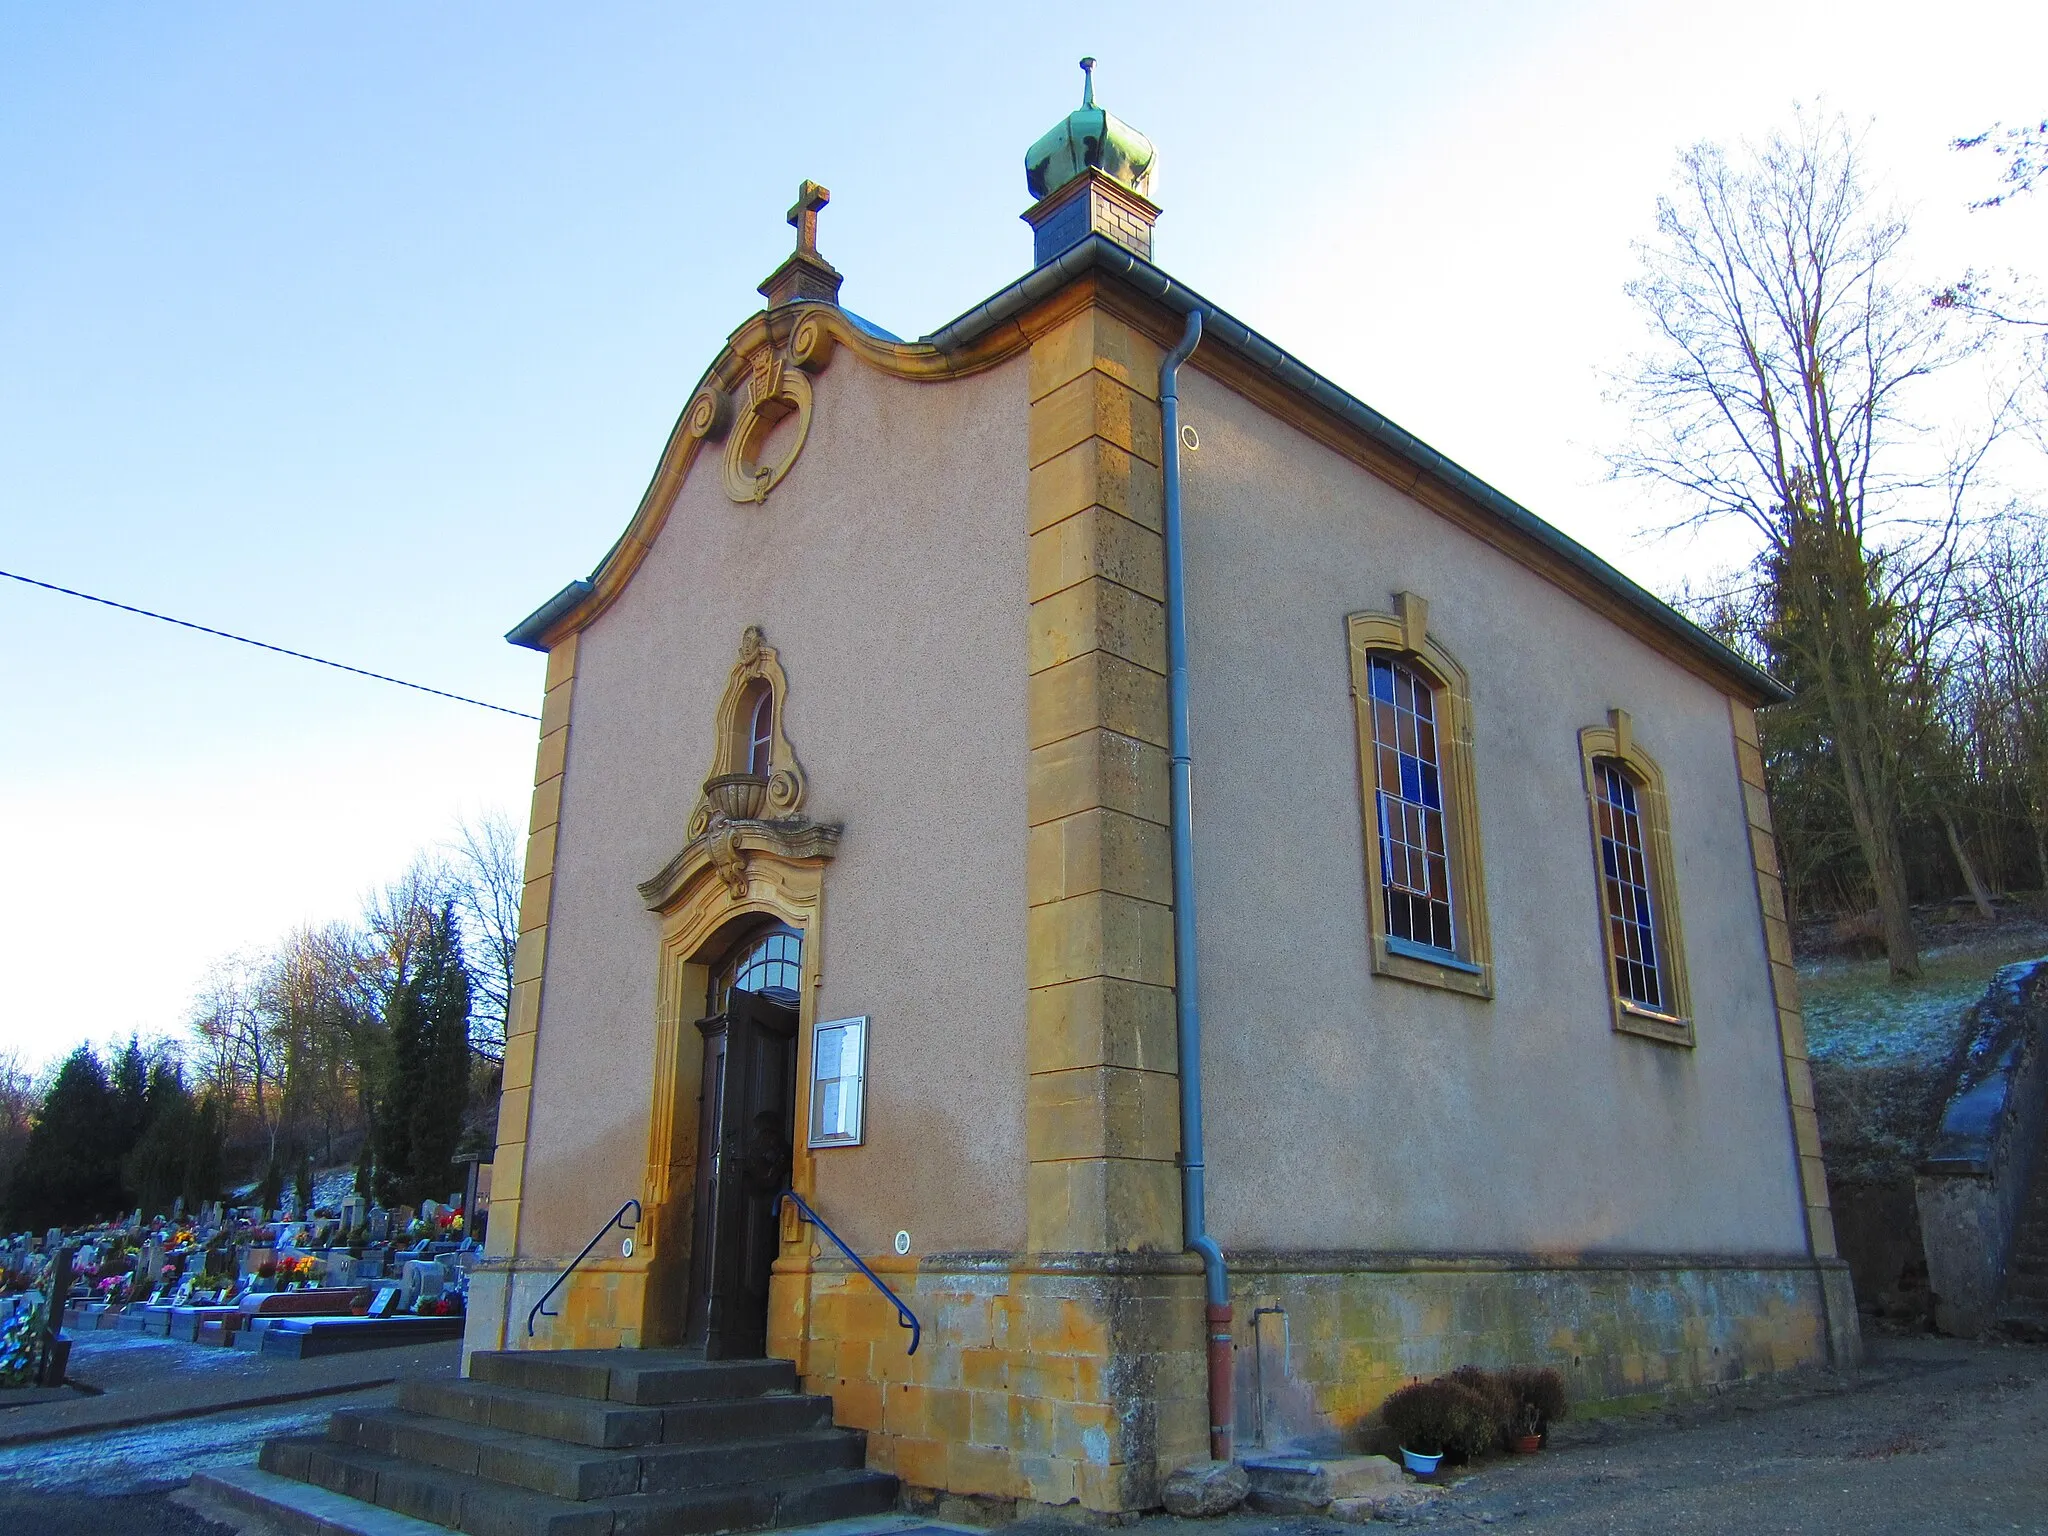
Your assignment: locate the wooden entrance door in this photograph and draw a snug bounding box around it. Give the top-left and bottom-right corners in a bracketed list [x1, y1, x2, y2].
[684, 988, 798, 1358]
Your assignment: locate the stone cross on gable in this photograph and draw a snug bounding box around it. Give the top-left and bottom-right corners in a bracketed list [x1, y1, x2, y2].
[758, 179, 844, 308]
[786, 181, 830, 259]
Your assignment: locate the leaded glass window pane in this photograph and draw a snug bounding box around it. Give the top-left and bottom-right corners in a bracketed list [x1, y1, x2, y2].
[709, 924, 802, 1014]
[1593, 759, 1664, 1010]
[744, 684, 774, 777]
[1367, 654, 1456, 952]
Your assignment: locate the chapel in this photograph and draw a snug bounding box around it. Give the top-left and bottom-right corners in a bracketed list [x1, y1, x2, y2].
[456, 64, 1858, 1515]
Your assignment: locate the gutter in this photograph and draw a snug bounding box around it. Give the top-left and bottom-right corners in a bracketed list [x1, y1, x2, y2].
[508, 579, 594, 651]
[1161, 310, 1233, 1462]
[926, 235, 1789, 707]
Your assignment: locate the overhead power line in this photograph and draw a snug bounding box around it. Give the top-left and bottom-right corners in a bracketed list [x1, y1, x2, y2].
[1, 567, 540, 721]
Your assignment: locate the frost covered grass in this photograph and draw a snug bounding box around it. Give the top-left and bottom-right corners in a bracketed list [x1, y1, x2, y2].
[1801, 923, 2048, 1067]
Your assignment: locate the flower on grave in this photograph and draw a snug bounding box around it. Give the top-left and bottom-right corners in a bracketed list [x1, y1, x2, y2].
[0, 1295, 50, 1387]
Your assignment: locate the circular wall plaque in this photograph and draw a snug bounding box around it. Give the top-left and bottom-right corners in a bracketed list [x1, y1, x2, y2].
[893, 1230, 911, 1256]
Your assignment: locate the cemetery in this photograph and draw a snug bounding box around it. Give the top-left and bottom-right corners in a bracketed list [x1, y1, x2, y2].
[0, 1187, 483, 1389]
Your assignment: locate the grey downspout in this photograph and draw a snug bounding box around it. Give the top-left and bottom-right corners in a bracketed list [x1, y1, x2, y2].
[1161, 310, 1233, 1461]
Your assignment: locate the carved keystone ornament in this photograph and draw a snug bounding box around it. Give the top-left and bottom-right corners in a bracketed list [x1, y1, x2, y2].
[687, 299, 838, 506]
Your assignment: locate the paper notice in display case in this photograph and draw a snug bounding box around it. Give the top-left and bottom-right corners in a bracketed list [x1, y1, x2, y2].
[808, 1015, 868, 1148]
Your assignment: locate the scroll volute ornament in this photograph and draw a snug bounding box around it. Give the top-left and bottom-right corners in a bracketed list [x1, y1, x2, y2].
[690, 312, 836, 506]
[687, 626, 808, 842]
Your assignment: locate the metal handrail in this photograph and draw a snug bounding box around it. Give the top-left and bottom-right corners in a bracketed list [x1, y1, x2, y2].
[528, 1199, 640, 1338]
[780, 1189, 920, 1355]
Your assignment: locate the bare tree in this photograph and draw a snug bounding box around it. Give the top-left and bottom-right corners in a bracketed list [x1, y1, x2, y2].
[189, 954, 274, 1150]
[362, 854, 450, 1004]
[0, 1052, 37, 1211]
[1954, 118, 2048, 209]
[1611, 109, 1999, 979]
[260, 923, 380, 1165]
[1955, 520, 2048, 881]
[447, 811, 522, 1065]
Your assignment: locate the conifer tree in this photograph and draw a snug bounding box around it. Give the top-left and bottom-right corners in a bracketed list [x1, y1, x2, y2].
[6, 1047, 124, 1228]
[373, 903, 472, 1207]
[122, 1061, 194, 1220]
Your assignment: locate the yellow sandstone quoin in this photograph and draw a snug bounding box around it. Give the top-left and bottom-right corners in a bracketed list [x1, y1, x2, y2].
[463, 62, 1857, 1517]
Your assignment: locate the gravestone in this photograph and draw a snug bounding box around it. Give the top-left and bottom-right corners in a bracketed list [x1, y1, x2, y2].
[367, 1207, 389, 1242]
[399, 1259, 451, 1311]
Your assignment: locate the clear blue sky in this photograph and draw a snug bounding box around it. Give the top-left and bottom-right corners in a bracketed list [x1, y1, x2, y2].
[4, 1, 2044, 1068]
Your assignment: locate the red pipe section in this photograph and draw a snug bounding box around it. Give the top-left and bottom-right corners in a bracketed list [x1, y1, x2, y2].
[1207, 1302, 1234, 1461]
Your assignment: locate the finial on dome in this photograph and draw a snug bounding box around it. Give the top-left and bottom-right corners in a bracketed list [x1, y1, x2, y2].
[1022, 59, 1160, 267]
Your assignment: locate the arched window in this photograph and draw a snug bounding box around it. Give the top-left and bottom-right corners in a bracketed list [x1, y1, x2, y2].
[1365, 653, 1456, 953]
[1578, 710, 1691, 1044]
[1591, 759, 1663, 1010]
[708, 923, 802, 1015]
[741, 682, 774, 777]
[1346, 601, 1492, 998]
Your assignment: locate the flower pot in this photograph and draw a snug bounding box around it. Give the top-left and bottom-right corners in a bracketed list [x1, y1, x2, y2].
[704, 772, 768, 820]
[1400, 1447, 1444, 1476]
[1511, 1433, 1543, 1454]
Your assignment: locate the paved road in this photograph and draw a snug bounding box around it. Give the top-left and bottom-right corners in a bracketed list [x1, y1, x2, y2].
[0, 1327, 458, 1446]
[0, 1393, 394, 1534]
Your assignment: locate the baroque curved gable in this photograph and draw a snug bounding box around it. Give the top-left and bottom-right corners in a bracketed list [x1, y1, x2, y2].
[509, 302, 1038, 653]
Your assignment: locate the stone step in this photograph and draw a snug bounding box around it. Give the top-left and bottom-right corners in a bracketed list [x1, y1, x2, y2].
[1242, 1453, 1405, 1514]
[469, 1351, 795, 1406]
[260, 1434, 897, 1536]
[328, 1407, 865, 1502]
[398, 1379, 833, 1450]
[1993, 1304, 2048, 1343]
[250, 1316, 468, 1359]
[185, 1463, 453, 1536]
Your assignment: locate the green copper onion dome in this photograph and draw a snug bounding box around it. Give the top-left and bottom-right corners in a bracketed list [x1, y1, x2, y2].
[1026, 58, 1156, 202]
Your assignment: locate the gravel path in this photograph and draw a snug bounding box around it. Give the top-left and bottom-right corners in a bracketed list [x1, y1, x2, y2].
[0, 1334, 2039, 1533]
[1030, 1336, 2048, 1534]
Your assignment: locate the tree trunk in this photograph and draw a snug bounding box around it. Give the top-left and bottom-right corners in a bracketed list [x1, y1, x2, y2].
[1939, 808, 1997, 920]
[1830, 701, 1922, 979]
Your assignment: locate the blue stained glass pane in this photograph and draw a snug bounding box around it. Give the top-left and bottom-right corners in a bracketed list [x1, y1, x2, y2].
[1370, 660, 1395, 702]
[1419, 763, 1441, 809]
[1400, 756, 1422, 803]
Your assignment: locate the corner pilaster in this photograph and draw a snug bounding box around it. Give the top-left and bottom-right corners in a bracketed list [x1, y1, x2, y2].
[487, 635, 579, 1271]
[1731, 701, 1837, 1259]
[1025, 306, 1181, 1256]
